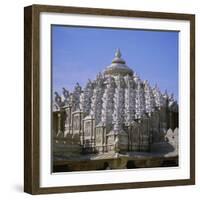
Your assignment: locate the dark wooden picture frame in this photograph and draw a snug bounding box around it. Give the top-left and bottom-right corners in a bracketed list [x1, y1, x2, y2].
[24, 4, 195, 194]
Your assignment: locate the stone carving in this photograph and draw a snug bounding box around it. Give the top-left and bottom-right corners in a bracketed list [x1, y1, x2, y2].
[53, 49, 178, 158]
[124, 75, 135, 125]
[90, 77, 104, 125]
[144, 80, 155, 115]
[62, 87, 70, 104]
[135, 80, 145, 119]
[152, 84, 165, 109]
[79, 79, 94, 115]
[112, 75, 125, 130]
[168, 93, 178, 112]
[104, 48, 133, 77]
[101, 76, 115, 125]
[71, 82, 82, 111]
[54, 92, 63, 110]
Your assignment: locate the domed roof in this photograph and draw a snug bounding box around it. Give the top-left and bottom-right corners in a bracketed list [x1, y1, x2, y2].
[103, 49, 133, 77]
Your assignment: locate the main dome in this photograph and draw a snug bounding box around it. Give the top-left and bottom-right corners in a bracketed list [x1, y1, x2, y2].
[103, 49, 133, 76]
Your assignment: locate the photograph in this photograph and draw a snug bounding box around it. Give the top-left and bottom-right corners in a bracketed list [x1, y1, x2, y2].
[24, 5, 195, 194]
[52, 25, 179, 172]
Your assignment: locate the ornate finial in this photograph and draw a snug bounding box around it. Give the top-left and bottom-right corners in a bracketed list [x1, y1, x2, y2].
[170, 93, 174, 100]
[62, 87, 69, 95]
[74, 82, 81, 92]
[115, 48, 121, 58]
[62, 88, 69, 102]
[163, 89, 168, 100]
[54, 91, 62, 106]
[144, 80, 148, 85]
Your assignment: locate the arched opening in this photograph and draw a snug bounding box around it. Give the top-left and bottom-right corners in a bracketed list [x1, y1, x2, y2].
[103, 162, 110, 170]
[126, 160, 136, 169]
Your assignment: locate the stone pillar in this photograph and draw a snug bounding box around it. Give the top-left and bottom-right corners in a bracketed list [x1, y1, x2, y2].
[95, 124, 106, 153]
[151, 111, 160, 143]
[169, 110, 174, 130]
[56, 112, 63, 137]
[53, 111, 58, 138]
[83, 115, 95, 153]
[140, 116, 150, 152]
[130, 122, 140, 151]
[127, 125, 132, 151]
[64, 106, 72, 137]
[71, 110, 83, 144]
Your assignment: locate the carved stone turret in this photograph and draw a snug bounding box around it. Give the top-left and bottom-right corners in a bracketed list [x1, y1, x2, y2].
[107, 75, 128, 152]
[90, 75, 104, 125]
[144, 81, 154, 116]
[72, 82, 82, 112]
[124, 74, 135, 125]
[153, 84, 164, 109]
[79, 79, 94, 115]
[135, 79, 145, 120]
[101, 76, 115, 125]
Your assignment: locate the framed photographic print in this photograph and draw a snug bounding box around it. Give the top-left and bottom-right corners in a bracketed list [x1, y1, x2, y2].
[24, 4, 195, 194]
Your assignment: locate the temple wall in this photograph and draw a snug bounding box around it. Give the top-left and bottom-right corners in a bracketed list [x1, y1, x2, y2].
[53, 106, 178, 156]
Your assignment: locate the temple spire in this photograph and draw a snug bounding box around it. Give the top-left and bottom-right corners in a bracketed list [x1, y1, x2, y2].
[115, 48, 121, 58]
[112, 48, 125, 64]
[104, 49, 133, 76]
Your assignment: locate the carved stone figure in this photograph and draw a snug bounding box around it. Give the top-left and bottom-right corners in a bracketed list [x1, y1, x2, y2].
[54, 91, 63, 108]
[62, 87, 70, 104]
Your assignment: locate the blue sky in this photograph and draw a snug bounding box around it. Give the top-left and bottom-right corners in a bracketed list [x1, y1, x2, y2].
[52, 25, 178, 100]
